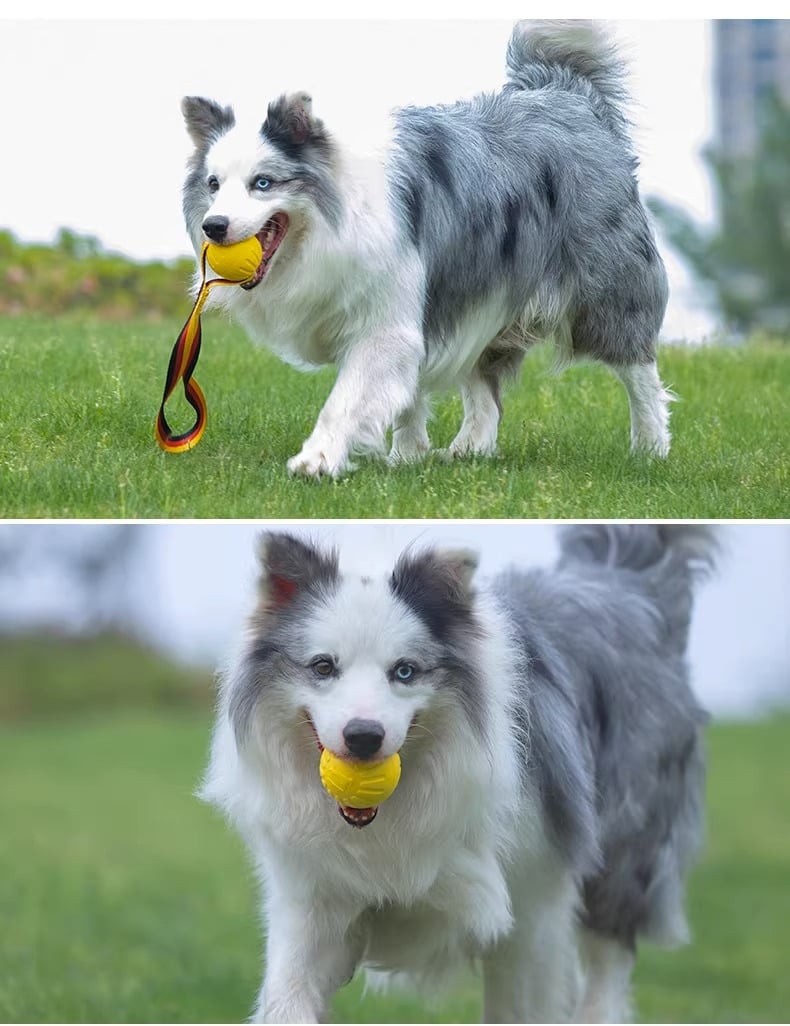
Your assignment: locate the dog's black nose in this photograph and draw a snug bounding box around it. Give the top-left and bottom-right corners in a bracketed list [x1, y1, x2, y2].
[343, 719, 385, 760]
[202, 215, 229, 242]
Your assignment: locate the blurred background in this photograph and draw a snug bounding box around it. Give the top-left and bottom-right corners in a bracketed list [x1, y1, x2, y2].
[1, 521, 788, 716]
[0, 522, 788, 1021]
[0, 17, 789, 341]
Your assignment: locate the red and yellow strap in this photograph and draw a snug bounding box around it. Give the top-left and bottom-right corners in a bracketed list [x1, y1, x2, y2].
[155, 244, 239, 453]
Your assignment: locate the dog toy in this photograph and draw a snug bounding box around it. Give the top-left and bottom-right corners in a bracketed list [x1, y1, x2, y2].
[319, 748, 402, 809]
[155, 237, 262, 452]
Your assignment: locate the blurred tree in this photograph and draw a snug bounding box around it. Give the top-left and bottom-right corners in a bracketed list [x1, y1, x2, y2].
[0, 525, 145, 635]
[55, 227, 102, 260]
[0, 228, 194, 319]
[648, 95, 790, 336]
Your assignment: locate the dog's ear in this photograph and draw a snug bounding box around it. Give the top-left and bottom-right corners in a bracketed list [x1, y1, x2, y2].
[181, 96, 235, 148]
[255, 532, 339, 610]
[390, 547, 480, 642]
[433, 548, 480, 592]
[261, 92, 329, 153]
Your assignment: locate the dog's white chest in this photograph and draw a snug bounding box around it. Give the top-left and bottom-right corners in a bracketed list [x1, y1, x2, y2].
[362, 900, 479, 976]
[353, 839, 514, 981]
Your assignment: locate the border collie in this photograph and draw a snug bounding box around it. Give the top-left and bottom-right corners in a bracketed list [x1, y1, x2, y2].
[200, 525, 715, 1022]
[181, 21, 672, 478]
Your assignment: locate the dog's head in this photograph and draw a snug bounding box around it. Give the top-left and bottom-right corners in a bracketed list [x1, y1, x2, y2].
[181, 93, 340, 289]
[229, 533, 486, 822]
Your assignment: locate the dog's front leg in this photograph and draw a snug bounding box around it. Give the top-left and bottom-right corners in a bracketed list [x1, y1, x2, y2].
[253, 893, 362, 1024]
[481, 862, 583, 1023]
[287, 327, 422, 479]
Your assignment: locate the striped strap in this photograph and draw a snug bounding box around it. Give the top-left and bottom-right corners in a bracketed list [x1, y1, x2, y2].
[155, 244, 238, 453]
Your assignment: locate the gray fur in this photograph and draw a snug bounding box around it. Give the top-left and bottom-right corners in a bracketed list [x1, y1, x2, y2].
[259, 93, 343, 230]
[505, 20, 631, 140]
[390, 548, 487, 738]
[389, 21, 668, 363]
[181, 96, 236, 148]
[497, 525, 714, 947]
[181, 97, 236, 241]
[229, 534, 340, 743]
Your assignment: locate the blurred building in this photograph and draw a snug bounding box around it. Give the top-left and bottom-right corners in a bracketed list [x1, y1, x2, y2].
[714, 19, 790, 156]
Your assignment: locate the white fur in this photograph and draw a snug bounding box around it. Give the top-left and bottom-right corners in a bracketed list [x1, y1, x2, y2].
[577, 930, 635, 1024]
[612, 361, 674, 458]
[448, 369, 503, 458]
[199, 550, 630, 1024]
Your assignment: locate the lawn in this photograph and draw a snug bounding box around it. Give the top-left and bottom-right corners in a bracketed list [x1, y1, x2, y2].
[1, 314, 788, 518]
[0, 704, 788, 1020]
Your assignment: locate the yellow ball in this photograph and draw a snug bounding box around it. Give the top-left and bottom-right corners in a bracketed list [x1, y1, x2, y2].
[205, 236, 263, 282]
[319, 748, 401, 808]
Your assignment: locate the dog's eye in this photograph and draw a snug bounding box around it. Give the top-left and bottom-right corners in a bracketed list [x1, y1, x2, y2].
[310, 657, 335, 679]
[393, 662, 416, 683]
[254, 177, 271, 192]
[207, 175, 219, 193]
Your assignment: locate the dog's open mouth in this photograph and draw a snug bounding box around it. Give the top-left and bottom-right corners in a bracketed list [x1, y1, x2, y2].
[339, 805, 378, 828]
[241, 213, 289, 290]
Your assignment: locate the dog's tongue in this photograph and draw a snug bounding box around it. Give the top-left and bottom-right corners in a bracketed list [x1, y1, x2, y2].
[339, 804, 378, 828]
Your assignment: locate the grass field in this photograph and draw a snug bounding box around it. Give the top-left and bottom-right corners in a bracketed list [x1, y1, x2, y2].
[1, 314, 787, 518]
[0, 636, 788, 1022]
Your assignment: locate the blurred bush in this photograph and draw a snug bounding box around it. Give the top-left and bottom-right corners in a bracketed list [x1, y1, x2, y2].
[649, 95, 790, 339]
[0, 632, 214, 722]
[0, 228, 196, 321]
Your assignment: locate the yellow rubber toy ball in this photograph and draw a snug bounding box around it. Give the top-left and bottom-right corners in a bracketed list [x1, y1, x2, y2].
[319, 748, 401, 809]
[205, 236, 262, 283]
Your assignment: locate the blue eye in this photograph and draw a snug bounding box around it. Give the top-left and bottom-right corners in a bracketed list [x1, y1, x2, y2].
[394, 662, 415, 683]
[254, 177, 271, 192]
[207, 175, 219, 193]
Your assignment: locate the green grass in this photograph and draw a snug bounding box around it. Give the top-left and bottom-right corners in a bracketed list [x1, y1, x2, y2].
[1, 314, 788, 517]
[0, 702, 788, 1022]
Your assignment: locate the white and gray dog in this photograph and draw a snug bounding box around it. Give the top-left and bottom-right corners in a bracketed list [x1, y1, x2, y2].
[201, 525, 715, 1022]
[181, 21, 672, 479]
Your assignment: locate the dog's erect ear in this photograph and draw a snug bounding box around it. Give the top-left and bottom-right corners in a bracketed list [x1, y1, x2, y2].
[390, 547, 480, 643]
[255, 532, 339, 610]
[261, 92, 329, 153]
[434, 548, 480, 592]
[181, 96, 236, 148]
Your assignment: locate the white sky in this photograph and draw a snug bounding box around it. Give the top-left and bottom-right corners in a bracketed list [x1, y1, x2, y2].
[0, 17, 720, 339]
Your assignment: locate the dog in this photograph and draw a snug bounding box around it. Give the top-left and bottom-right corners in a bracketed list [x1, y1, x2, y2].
[180, 20, 672, 479]
[200, 524, 715, 1022]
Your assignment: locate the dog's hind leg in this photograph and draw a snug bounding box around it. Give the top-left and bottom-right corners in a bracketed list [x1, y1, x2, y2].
[576, 929, 635, 1024]
[446, 346, 525, 459]
[610, 360, 674, 458]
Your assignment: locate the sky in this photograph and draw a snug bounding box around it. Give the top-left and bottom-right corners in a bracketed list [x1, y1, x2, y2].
[0, 17, 718, 339]
[1, 523, 788, 720]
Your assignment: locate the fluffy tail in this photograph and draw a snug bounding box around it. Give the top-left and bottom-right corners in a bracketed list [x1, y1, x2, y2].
[505, 20, 630, 139]
[557, 524, 719, 652]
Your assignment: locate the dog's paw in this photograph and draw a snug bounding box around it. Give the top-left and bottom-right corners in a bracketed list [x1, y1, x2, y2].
[434, 441, 497, 463]
[631, 431, 671, 459]
[287, 444, 351, 480]
[387, 441, 430, 466]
